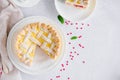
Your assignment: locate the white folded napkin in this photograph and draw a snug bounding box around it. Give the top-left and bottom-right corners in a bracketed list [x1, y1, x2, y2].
[0, 0, 24, 80]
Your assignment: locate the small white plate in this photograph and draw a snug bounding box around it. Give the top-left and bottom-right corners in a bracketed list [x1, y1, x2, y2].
[55, 0, 96, 21]
[7, 16, 65, 75]
[11, 0, 41, 7]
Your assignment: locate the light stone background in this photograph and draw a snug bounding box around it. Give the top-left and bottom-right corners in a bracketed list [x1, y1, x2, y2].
[19, 0, 120, 80]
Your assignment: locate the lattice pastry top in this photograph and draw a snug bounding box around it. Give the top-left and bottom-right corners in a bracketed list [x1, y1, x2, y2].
[65, 0, 89, 9]
[15, 22, 61, 66]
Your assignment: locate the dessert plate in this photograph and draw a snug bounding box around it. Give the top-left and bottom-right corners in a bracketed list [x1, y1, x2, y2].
[11, 0, 41, 7]
[55, 0, 96, 21]
[7, 16, 65, 75]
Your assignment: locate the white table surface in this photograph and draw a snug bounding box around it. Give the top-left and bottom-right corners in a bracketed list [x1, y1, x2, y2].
[19, 0, 120, 80]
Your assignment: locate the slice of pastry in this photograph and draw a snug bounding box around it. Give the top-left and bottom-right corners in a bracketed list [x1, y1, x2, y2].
[15, 22, 61, 66]
[65, 0, 89, 9]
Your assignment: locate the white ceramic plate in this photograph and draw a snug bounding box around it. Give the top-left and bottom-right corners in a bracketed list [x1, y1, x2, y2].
[11, 0, 41, 7]
[7, 16, 65, 75]
[55, 0, 96, 21]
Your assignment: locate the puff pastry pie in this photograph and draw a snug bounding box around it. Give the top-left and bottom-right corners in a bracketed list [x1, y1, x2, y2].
[15, 22, 61, 66]
[65, 0, 89, 9]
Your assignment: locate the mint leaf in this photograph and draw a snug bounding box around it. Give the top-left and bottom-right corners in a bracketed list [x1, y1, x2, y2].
[71, 36, 78, 40]
[57, 15, 64, 24]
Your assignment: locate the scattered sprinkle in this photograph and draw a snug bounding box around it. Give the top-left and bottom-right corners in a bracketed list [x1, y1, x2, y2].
[72, 47, 75, 49]
[65, 21, 69, 25]
[81, 23, 84, 25]
[79, 44, 82, 47]
[82, 61, 85, 63]
[76, 27, 79, 29]
[61, 64, 64, 67]
[56, 75, 61, 78]
[68, 77, 70, 80]
[67, 33, 69, 35]
[74, 51, 76, 53]
[87, 24, 90, 26]
[70, 51, 72, 53]
[82, 46, 85, 48]
[63, 68, 65, 71]
[80, 27, 83, 29]
[70, 32, 72, 34]
[71, 58, 73, 60]
[68, 42, 71, 44]
[60, 69, 62, 71]
[69, 55, 72, 57]
[75, 23, 78, 25]
[78, 35, 82, 38]
[70, 23, 73, 25]
[68, 20, 70, 22]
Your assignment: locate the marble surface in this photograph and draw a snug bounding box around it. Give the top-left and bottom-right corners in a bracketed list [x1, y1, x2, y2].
[19, 0, 120, 80]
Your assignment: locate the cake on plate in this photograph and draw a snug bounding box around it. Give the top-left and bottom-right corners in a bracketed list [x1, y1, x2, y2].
[65, 0, 89, 9]
[15, 22, 61, 66]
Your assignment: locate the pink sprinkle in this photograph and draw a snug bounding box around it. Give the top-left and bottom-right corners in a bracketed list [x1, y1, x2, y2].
[63, 68, 65, 71]
[70, 51, 72, 54]
[66, 23, 69, 25]
[71, 58, 73, 60]
[65, 21, 68, 25]
[66, 61, 69, 63]
[70, 23, 73, 25]
[75, 23, 78, 25]
[78, 35, 82, 38]
[65, 21, 69, 25]
[56, 76, 60, 78]
[74, 51, 76, 53]
[80, 27, 83, 29]
[67, 33, 69, 35]
[87, 24, 90, 26]
[60, 69, 62, 71]
[79, 44, 82, 47]
[82, 61, 85, 63]
[68, 42, 71, 44]
[70, 52, 72, 54]
[65, 21, 67, 23]
[82, 46, 85, 48]
[72, 47, 75, 49]
[50, 79, 53, 80]
[70, 32, 72, 34]
[66, 63, 68, 66]
[69, 55, 72, 57]
[77, 54, 79, 55]
[68, 77, 70, 80]
[72, 56, 74, 58]
[61, 64, 64, 67]
[76, 27, 78, 29]
[68, 20, 70, 22]
[81, 23, 84, 25]
[65, 22, 69, 25]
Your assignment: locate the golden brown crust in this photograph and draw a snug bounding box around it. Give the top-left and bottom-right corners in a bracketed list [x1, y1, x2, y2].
[15, 22, 61, 65]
